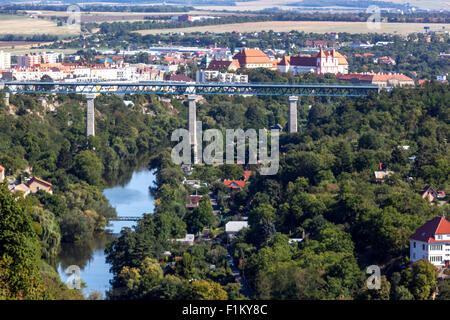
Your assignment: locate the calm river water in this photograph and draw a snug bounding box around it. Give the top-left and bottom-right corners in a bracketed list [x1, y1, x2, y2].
[57, 168, 156, 298]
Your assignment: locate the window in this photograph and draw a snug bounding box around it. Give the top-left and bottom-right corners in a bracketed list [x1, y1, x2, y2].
[437, 235, 443, 240]
[423, 244, 426, 250]
[430, 256, 443, 262]
[430, 245, 443, 251]
[413, 253, 416, 259]
[413, 242, 416, 248]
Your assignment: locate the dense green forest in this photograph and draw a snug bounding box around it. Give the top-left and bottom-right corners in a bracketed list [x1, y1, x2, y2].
[0, 80, 448, 300]
[0, 88, 186, 298]
[103, 82, 449, 300]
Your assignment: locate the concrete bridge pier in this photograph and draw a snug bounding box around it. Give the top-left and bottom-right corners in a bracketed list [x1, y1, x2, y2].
[86, 94, 96, 137]
[3, 92, 9, 106]
[188, 94, 199, 164]
[288, 96, 298, 133]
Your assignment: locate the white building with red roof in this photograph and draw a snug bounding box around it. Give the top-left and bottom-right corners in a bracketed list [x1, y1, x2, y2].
[232, 48, 274, 69]
[28, 176, 53, 195]
[409, 216, 450, 267]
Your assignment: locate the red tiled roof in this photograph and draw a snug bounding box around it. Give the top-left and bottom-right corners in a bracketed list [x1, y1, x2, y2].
[29, 176, 52, 187]
[233, 48, 272, 66]
[208, 60, 232, 70]
[223, 180, 245, 189]
[418, 79, 430, 85]
[336, 73, 413, 82]
[409, 216, 450, 243]
[189, 195, 202, 204]
[372, 74, 413, 81]
[169, 74, 193, 82]
[207, 59, 240, 70]
[243, 170, 252, 180]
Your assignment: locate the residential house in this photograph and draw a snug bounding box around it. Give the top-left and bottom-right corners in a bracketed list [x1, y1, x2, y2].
[437, 191, 446, 200]
[243, 170, 252, 181]
[375, 56, 396, 65]
[420, 186, 439, 203]
[196, 70, 248, 83]
[181, 164, 193, 175]
[207, 59, 240, 71]
[186, 195, 202, 210]
[305, 40, 328, 48]
[409, 216, 450, 267]
[374, 170, 394, 182]
[11, 183, 30, 197]
[28, 176, 53, 194]
[172, 234, 195, 245]
[169, 74, 194, 82]
[223, 180, 245, 190]
[183, 178, 201, 189]
[225, 221, 248, 238]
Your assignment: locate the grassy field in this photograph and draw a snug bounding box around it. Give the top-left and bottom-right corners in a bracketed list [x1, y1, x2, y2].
[136, 21, 450, 35]
[0, 14, 81, 37]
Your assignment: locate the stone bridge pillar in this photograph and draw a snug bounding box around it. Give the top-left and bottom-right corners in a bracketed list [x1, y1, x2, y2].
[188, 94, 199, 164]
[86, 93, 96, 137]
[288, 96, 298, 133]
[3, 92, 9, 106]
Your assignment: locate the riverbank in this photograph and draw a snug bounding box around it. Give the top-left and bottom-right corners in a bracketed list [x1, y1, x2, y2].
[57, 168, 157, 298]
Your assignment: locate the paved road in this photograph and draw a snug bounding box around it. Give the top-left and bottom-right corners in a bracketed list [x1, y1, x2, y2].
[227, 252, 251, 297]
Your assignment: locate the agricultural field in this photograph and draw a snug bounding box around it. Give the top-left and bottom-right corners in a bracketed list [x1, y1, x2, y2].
[22, 10, 261, 24]
[0, 14, 80, 37]
[135, 20, 450, 35]
[195, 0, 449, 11]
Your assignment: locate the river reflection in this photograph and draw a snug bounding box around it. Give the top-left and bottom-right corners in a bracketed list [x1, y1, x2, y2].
[57, 168, 156, 298]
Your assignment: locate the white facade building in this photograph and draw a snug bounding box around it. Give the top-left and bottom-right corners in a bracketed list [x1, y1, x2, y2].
[196, 70, 248, 83]
[12, 68, 64, 81]
[410, 216, 450, 267]
[0, 51, 11, 69]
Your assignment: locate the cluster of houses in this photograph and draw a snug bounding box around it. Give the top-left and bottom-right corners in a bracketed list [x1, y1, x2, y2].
[0, 164, 53, 197]
[0, 45, 417, 89]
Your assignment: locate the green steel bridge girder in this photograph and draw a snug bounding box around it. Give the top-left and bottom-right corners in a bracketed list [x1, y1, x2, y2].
[2, 81, 380, 97]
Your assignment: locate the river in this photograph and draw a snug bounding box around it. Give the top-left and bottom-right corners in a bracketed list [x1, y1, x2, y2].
[57, 168, 156, 298]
